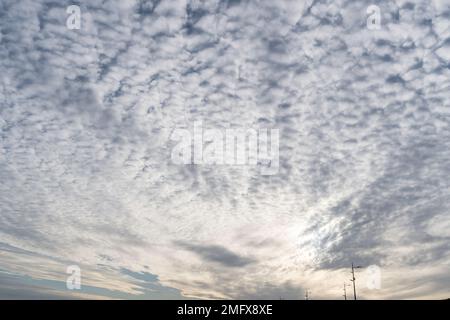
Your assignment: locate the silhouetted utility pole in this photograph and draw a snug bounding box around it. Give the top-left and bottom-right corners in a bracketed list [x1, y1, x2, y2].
[350, 262, 362, 300]
[343, 283, 349, 300]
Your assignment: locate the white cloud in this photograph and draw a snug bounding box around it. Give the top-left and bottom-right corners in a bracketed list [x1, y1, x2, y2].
[0, 0, 449, 299]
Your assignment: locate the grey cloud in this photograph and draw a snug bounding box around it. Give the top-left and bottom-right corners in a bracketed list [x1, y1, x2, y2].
[177, 242, 255, 267]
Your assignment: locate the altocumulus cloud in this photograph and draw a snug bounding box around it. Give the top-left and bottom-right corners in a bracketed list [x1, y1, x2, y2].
[0, 0, 449, 299]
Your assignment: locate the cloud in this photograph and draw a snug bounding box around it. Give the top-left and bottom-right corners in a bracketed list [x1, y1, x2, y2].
[176, 242, 255, 267]
[0, 0, 449, 299]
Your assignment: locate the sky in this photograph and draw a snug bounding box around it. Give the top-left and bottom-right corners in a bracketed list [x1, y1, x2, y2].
[0, 0, 449, 299]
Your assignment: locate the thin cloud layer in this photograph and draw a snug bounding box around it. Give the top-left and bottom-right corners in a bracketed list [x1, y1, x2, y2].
[0, 0, 449, 299]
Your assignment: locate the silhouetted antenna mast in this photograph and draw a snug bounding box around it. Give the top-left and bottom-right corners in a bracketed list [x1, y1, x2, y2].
[350, 262, 363, 300]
